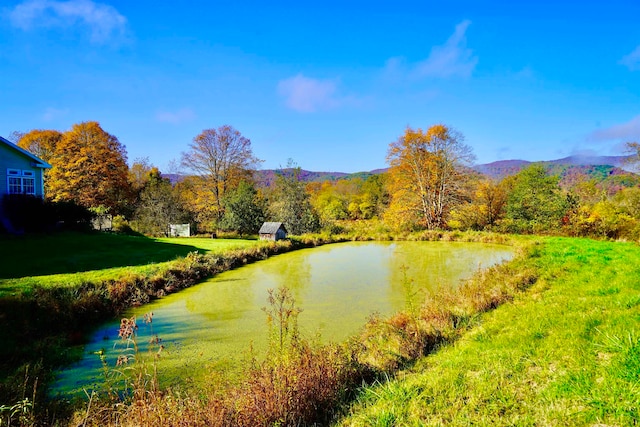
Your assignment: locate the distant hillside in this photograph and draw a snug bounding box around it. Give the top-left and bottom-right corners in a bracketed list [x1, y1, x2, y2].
[164, 155, 638, 187]
[165, 170, 378, 187]
[472, 160, 532, 178]
[472, 155, 632, 179]
[253, 169, 353, 187]
[547, 155, 630, 167]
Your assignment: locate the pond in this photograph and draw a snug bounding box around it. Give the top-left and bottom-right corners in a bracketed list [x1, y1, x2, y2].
[53, 241, 514, 394]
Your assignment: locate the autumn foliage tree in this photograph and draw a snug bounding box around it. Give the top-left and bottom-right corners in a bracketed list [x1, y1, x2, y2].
[309, 181, 350, 225]
[46, 121, 132, 212]
[128, 157, 156, 195]
[449, 178, 508, 230]
[386, 124, 475, 229]
[180, 125, 262, 227]
[17, 129, 62, 164]
[16, 129, 63, 196]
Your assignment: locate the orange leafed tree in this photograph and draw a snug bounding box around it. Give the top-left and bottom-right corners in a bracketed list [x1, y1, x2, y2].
[47, 121, 132, 211]
[17, 129, 63, 196]
[386, 124, 475, 229]
[174, 175, 220, 230]
[17, 129, 63, 164]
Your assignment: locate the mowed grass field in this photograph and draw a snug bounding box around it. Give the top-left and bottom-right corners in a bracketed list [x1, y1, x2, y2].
[0, 232, 258, 295]
[338, 237, 640, 426]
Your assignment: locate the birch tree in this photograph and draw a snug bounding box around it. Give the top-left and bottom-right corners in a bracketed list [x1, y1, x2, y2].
[386, 124, 475, 229]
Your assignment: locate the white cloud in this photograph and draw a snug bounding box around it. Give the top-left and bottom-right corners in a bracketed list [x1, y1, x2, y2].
[277, 74, 341, 113]
[42, 106, 69, 121]
[620, 46, 640, 71]
[589, 115, 640, 142]
[380, 20, 477, 82]
[414, 20, 478, 79]
[380, 56, 407, 82]
[156, 108, 196, 124]
[9, 0, 127, 44]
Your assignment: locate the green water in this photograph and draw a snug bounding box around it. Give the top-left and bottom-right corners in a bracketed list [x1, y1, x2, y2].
[54, 241, 513, 393]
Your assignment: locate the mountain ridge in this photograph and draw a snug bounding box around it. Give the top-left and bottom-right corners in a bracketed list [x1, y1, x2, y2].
[166, 155, 636, 185]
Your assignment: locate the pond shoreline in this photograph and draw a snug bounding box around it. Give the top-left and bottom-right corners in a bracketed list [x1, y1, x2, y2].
[54, 239, 515, 395]
[71, 233, 537, 426]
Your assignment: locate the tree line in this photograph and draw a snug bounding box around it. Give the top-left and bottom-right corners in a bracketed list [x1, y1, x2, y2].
[10, 121, 640, 239]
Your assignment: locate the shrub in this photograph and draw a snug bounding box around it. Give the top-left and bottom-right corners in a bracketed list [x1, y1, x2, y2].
[1, 194, 54, 232]
[1, 195, 93, 233]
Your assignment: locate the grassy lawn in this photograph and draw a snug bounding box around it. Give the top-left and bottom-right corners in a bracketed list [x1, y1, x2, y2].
[338, 237, 640, 426]
[0, 232, 258, 295]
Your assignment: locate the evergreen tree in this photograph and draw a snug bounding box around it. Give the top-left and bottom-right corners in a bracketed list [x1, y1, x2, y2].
[220, 181, 265, 236]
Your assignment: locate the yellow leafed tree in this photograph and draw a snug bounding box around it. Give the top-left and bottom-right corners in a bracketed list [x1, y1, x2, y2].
[47, 121, 132, 211]
[17, 129, 63, 196]
[17, 129, 62, 164]
[386, 124, 475, 229]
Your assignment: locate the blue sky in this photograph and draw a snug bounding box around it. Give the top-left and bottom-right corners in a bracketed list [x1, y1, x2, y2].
[1, 0, 640, 173]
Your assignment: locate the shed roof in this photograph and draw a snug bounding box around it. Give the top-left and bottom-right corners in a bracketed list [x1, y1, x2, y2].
[259, 222, 287, 234]
[0, 136, 52, 169]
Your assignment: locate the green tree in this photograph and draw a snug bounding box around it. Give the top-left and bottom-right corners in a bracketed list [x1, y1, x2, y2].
[133, 170, 190, 236]
[502, 164, 569, 233]
[220, 181, 265, 236]
[311, 181, 349, 225]
[355, 174, 389, 219]
[268, 162, 320, 235]
[125, 157, 159, 218]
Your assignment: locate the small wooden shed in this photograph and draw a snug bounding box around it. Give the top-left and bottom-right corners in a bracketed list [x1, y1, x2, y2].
[259, 222, 288, 241]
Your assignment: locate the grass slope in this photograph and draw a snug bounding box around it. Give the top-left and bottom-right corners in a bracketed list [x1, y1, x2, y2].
[0, 231, 277, 411]
[339, 237, 640, 426]
[0, 232, 257, 295]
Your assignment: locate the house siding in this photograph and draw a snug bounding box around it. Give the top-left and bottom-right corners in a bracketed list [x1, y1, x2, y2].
[0, 142, 46, 199]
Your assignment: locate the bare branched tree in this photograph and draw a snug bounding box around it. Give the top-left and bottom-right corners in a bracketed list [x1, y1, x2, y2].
[181, 125, 262, 219]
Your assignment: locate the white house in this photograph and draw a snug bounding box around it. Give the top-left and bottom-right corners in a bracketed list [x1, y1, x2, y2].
[0, 136, 52, 219]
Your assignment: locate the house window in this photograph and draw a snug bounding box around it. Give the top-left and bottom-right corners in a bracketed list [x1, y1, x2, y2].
[8, 177, 22, 194]
[6, 169, 36, 195]
[22, 177, 35, 194]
